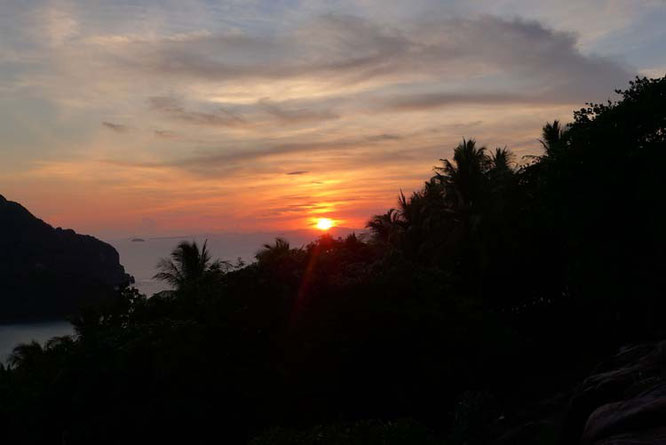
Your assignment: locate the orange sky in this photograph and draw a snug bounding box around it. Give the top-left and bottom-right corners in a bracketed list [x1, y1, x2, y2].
[1, 1, 661, 239]
[1, 104, 577, 237]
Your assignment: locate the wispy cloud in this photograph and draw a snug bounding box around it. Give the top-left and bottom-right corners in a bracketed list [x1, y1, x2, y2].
[102, 121, 130, 132]
[86, 14, 632, 104]
[257, 98, 339, 124]
[148, 96, 246, 127]
[154, 129, 180, 139]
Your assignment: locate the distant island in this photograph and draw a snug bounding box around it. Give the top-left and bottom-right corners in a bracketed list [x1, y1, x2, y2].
[131, 238, 146, 242]
[0, 195, 132, 322]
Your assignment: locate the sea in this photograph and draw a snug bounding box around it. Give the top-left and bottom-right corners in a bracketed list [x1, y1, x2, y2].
[0, 229, 355, 361]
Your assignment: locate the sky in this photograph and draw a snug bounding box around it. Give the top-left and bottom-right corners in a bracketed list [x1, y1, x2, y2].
[1, 0, 664, 239]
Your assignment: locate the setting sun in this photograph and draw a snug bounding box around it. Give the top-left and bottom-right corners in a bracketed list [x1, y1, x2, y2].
[315, 218, 335, 231]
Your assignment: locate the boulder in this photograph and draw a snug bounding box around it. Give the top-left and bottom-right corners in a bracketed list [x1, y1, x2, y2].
[563, 341, 666, 444]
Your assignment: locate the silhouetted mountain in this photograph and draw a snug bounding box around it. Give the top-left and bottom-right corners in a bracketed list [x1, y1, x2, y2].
[0, 195, 131, 321]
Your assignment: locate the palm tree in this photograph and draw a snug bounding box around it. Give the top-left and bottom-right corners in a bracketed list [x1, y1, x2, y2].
[154, 240, 221, 290]
[435, 139, 490, 211]
[255, 237, 292, 264]
[487, 147, 517, 195]
[489, 147, 514, 173]
[366, 208, 402, 245]
[45, 335, 75, 352]
[7, 341, 44, 369]
[430, 140, 500, 274]
[539, 120, 565, 157]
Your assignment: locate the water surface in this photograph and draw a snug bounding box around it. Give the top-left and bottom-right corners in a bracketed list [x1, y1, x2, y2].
[109, 231, 330, 296]
[0, 230, 351, 362]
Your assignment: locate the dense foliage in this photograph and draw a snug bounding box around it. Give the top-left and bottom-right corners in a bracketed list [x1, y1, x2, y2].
[1, 77, 664, 444]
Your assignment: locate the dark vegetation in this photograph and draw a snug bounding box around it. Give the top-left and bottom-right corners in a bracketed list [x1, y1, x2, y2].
[0, 77, 665, 443]
[0, 196, 131, 321]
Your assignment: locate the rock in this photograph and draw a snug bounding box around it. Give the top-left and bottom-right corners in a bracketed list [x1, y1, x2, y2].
[0, 194, 132, 321]
[592, 426, 666, 444]
[563, 341, 666, 444]
[583, 383, 666, 443]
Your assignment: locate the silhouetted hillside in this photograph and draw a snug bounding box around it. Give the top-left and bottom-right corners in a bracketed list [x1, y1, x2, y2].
[0, 195, 131, 321]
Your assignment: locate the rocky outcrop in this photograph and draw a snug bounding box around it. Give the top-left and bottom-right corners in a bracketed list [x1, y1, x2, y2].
[0, 194, 132, 321]
[563, 341, 666, 444]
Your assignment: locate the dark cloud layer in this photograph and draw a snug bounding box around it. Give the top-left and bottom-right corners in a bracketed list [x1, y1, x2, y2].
[116, 14, 632, 104]
[109, 13, 636, 134]
[380, 92, 549, 111]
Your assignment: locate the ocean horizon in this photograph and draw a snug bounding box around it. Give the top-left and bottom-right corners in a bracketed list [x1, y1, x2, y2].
[108, 228, 359, 296]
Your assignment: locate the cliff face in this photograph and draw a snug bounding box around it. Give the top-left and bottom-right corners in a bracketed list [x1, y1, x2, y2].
[0, 194, 131, 321]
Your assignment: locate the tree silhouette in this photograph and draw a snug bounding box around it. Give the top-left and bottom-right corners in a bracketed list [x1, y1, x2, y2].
[255, 237, 292, 264]
[7, 341, 44, 369]
[366, 208, 402, 245]
[489, 147, 514, 175]
[435, 139, 490, 211]
[154, 240, 222, 291]
[539, 120, 565, 157]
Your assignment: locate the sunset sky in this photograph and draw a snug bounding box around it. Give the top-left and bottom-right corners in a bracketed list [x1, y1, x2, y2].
[1, 0, 664, 239]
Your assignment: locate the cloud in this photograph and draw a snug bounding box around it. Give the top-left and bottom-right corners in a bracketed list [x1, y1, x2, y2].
[173, 139, 365, 171]
[154, 129, 180, 139]
[4, 10, 636, 134]
[148, 96, 246, 127]
[106, 14, 632, 104]
[257, 98, 339, 124]
[148, 96, 340, 128]
[99, 130, 408, 177]
[102, 121, 130, 132]
[373, 91, 585, 112]
[36, 3, 79, 47]
[364, 133, 403, 142]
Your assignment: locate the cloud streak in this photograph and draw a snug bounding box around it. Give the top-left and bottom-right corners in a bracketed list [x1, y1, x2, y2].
[148, 96, 246, 127]
[102, 121, 130, 132]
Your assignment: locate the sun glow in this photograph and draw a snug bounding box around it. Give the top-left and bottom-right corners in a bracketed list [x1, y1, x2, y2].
[315, 217, 335, 231]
